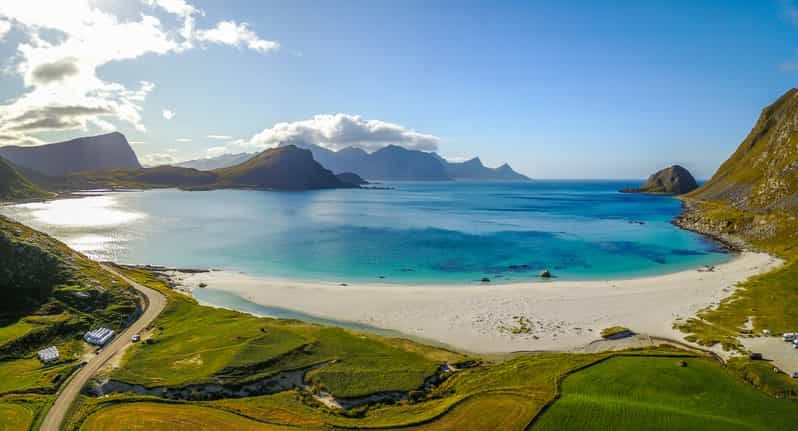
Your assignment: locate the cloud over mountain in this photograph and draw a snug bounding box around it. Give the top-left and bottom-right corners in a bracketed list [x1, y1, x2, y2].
[246, 114, 441, 152]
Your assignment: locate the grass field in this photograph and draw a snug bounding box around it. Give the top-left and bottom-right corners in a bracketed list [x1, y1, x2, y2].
[209, 352, 602, 429]
[0, 394, 51, 431]
[112, 268, 465, 397]
[75, 350, 790, 431]
[0, 357, 77, 395]
[532, 355, 797, 431]
[0, 320, 35, 348]
[0, 402, 34, 431]
[80, 402, 297, 431]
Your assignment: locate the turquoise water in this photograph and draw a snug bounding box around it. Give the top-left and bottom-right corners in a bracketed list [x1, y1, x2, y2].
[0, 181, 730, 284]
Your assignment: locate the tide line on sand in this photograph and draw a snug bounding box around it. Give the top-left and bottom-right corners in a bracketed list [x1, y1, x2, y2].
[171, 251, 780, 355]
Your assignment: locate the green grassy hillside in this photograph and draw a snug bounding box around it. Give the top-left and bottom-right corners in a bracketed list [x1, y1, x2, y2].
[688, 88, 798, 210]
[673, 89, 798, 352]
[0, 216, 140, 429]
[532, 356, 796, 431]
[0, 157, 51, 201]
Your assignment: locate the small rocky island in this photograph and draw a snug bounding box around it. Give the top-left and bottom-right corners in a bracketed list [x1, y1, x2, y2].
[620, 165, 698, 195]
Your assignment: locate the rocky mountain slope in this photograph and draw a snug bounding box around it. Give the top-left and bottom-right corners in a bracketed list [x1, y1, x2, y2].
[621, 165, 697, 195]
[0, 132, 141, 177]
[687, 88, 798, 211]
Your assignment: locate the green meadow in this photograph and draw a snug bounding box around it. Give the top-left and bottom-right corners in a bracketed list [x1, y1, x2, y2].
[533, 355, 797, 431]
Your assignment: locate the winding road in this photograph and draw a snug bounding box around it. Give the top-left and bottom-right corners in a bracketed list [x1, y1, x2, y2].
[40, 264, 167, 431]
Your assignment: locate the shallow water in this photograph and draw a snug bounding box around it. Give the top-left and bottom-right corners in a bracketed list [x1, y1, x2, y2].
[0, 181, 729, 284]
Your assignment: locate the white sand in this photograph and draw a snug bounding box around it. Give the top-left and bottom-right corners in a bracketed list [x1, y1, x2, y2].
[174, 252, 781, 354]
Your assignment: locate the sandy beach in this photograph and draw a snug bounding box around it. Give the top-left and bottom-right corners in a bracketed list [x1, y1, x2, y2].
[172, 251, 781, 354]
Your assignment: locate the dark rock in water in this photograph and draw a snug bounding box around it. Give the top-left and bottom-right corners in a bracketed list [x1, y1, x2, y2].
[481, 277, 491, 283]
[539, 270, 552, 278]
[620, 165, 698, 195]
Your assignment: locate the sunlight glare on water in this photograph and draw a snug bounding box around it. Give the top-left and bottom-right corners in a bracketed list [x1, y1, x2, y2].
[16, 195, 146, 227]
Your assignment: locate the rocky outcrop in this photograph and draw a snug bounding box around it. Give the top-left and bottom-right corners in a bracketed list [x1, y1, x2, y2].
[621, 165, 698, 195]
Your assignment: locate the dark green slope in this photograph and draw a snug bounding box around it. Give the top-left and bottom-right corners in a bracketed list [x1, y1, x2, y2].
[214, 145, 350, 190]
[0, 156, 51, 201]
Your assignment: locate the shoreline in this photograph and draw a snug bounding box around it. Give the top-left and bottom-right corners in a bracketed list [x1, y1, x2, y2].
[169, 250, 782, 354]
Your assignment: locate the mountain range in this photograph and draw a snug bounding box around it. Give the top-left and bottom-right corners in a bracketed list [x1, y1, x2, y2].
[177, 143, 530, 181]
[59, 145, 354, 191]
[0, 132, 141, 177]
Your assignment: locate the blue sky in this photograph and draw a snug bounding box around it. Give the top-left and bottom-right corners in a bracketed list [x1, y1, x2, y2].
[0, 0, 796, 178]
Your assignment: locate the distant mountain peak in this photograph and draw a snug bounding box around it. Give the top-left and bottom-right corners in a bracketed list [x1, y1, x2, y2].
[463, 157, 484, 166]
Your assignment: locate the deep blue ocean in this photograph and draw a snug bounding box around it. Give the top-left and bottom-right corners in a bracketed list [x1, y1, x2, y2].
[0, 181, 730, 284]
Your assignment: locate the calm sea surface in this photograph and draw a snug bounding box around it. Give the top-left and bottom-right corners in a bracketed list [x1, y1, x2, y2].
[0, 181, 730, 284]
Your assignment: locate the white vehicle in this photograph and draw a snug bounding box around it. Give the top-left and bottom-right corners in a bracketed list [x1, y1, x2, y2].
[131, 334, 141, 343]
[783, 332, 797, 342]
[793, 371, 798, 379]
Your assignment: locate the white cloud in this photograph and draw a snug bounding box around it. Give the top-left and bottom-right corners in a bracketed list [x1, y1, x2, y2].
[196, 21, 279, 53]
[145, 0, 199, 18]
[244, 114, 441, 152]
[206, 134, 233, 139]
[0, 20, 11, 40]
[162, 109, 175, 120]
[140, 147, 179, 166]
[176, 137, 192, 142]
[0, 0, 277, 146]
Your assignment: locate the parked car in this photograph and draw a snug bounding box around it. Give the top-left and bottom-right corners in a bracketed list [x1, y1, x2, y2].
[792, 371, 798, 379]
[131, 334, 141, 343]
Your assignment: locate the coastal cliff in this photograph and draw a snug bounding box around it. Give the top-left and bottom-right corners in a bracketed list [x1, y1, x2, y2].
[672, 89, 798, 353]
[675, 89, 798, 251]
